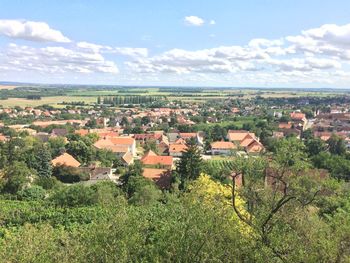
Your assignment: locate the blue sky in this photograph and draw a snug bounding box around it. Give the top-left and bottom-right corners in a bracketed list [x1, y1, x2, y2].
[1, 0, 350, 87]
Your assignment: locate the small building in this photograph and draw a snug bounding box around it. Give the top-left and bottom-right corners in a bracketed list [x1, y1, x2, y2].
[169, 143, 188, 157]
[211, 141, 236, 155]
[141, 150, 173, 169]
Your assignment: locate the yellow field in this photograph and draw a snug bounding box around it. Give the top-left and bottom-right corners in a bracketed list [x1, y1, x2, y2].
[0, 85, 17, 90]
[0, 96, 97, 107]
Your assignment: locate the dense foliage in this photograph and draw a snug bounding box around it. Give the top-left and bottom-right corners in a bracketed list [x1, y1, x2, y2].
[0, 136, 349, 262]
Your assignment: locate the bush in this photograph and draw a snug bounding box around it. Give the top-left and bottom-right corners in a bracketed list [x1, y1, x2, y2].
[35, 176, 61, 190]
[50, 184, 96, 207]
[18, 186, 46, 201]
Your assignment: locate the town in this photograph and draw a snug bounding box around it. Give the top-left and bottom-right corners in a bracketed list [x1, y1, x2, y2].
[0, 89, 348, 188]
[1, 0, 350, 261]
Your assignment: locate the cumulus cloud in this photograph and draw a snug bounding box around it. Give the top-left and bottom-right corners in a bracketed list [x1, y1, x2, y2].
[77, 42, 148, 57]
[0, 19, 70, 42]
[2, 19, 350, 86]
[286, 23, 350, 60]
[0, 43, 118, 74]
[125, 22, 350, 84]
[184, 16, 205, 26]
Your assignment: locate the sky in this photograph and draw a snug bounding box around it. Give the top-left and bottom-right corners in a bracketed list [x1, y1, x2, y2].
[1, 0, 350, 88]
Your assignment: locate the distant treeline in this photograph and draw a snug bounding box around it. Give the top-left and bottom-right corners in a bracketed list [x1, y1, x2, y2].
[0, 87, 66, 99]
[117, 90, 149, 94]
[99, 95, 165, 105]
[254, 95, 350, 107]
[158, 87, 203, 93]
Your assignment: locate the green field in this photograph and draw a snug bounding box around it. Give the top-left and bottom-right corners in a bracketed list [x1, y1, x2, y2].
[0, 85, 346, 107]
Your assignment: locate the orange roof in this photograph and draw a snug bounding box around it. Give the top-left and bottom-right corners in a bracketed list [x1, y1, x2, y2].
[94, 137, 134, 147]
[169, 143, 188, 153]
[75, 129, 89, 136]
[211, 141, 236, 149]
[246, 141, 264, 153]
[122, 152, 134, 165]
[278, 122, 292, 129]
[52, 153, 80, 167]
[97, 131, 119, 138]
[109, 137, 135, 145]
[227, 130, 256, 142]
[240, 135, 256, 147]
[290, 112, 306, 120]
[141, 155, 173, 166]
[179, 133, 197, 138]
[141, 150, 158, 160]
[175, 138, 187, 144]
[143, 168, 168, 180]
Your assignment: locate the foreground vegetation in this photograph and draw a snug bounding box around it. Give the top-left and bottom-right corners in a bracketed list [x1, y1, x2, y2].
[0, 137, 349, 262]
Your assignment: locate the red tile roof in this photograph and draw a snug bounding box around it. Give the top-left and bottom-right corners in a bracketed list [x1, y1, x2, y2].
[169, 143, 188, 153]
[141, 155, 173, 166]
[75, 129, 89, 136]
[227, 130, 256, 142]
[52, 153, 80, 167]
[211, 141, 236, 149]
[290, 112, 306, 120]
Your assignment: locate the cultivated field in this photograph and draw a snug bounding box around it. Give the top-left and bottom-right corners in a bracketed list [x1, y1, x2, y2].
[0, 96, 97, 107]
[0, 86, 346, 107]
[0, 85, 17, 90]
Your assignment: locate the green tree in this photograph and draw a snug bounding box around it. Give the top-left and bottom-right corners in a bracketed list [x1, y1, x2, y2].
[35, 145, 53, 177]
[53, 164, 88, 183]
[177, 143, 203, 190]
[327, 134, 346, 155]
[1, 161, 32, 194]
[48, 136, 66, 158]
[143, 139, 159, 154]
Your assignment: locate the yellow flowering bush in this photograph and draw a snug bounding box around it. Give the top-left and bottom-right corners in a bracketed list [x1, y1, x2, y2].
[187, 173, 252, 235]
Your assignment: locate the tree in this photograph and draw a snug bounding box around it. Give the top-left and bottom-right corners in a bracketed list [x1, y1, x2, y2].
[35, 145, 53, 177]
[53, 164, 89, 183]
[48, 137, 66, 158]
[0, 161, 32, 194]
[143, 139, 159, 154]
[121, 160, 144, 196]
[50, 184, 96, 207]
[128, 176, 162, 205]
[177, 143, 203, 190]
[231, 138, 326, 261]
[327, 134, 346, 155]
[66, 140, 94, 165]
[305, 137, 327, 157]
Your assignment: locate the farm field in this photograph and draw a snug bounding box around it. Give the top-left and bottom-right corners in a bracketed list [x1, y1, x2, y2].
[0, 85, 17, 90]
[0, 85, 347, 107]
[0, 96, 97, 107]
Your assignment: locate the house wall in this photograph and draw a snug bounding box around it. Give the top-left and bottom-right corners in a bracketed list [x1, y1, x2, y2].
[211, 148, 232, 155]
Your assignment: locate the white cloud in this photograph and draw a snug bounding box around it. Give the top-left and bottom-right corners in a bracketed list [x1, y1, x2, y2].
[77, 42, 148, 57]
[0, 19, 70, 42]
[209, 20, 216, 25]
[286, 23, 350, 60]
[109, 47, 148, 57]
[2, 20, 350, 87]
[184, 16, 205, 26]
[0, 43, 118, 74]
